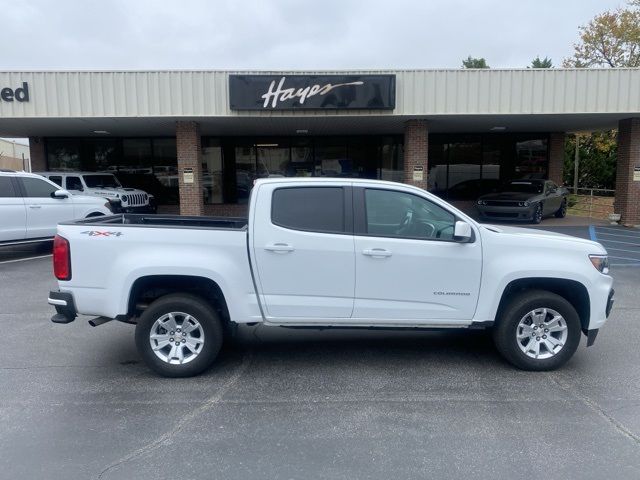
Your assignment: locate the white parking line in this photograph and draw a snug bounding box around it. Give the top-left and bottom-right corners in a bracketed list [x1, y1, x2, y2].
[595, 231, 640, 239]
[0, 254, 52, 265]
[605, 247, 640, 254]
[596, 226, 640, 235]
[596, 238, 640, 246]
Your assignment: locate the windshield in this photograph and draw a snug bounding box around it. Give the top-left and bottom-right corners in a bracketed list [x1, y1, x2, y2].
[505, 181, 543, 194]
[82, 174, 122, 188]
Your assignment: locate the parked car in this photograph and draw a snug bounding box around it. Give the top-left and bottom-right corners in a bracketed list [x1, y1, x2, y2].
[48, 178, 613, 377]
[476, 179, 569, 223]
[37, 171, 156, 213]
[0, 170, 112, 245]
[431, 178, 502, 201]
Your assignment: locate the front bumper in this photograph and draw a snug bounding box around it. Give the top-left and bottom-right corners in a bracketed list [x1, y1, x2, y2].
[109, 202, 157, 214]
[48, 291, 77, 323]
[476, 204, 536, 221]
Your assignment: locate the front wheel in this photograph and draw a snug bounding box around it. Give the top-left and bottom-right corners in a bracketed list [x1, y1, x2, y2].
[492, 290, 581, 371]
[532, 203, 543, 224]
[135, 293, 223, 377]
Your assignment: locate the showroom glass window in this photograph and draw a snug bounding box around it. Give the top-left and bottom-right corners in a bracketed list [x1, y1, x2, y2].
[202, 137, 223, 204]
[46, 137, 178, 204]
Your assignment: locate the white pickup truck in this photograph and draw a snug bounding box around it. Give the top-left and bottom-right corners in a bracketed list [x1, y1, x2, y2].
[48, 178, 615, 377]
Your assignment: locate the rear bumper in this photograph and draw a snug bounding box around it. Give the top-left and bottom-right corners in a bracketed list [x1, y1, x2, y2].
[48, 290, 77, 323]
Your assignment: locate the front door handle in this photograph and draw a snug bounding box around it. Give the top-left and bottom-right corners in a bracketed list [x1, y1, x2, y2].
[264, 243, 295, 253]
[28, 205, 42, 209]
[362, 248, 392, 258]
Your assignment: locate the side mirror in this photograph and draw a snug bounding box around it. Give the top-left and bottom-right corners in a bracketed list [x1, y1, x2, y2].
[453, 221, 472, 242]
[52, 189, 69, 199]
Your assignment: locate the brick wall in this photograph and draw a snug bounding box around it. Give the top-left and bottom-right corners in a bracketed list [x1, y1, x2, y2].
[176, 121, 204, 216]
[548, 133, 565, 185]
[403, 120, 429, 189]
[614, 118, 640, 226]
[28, 137, 46, 172]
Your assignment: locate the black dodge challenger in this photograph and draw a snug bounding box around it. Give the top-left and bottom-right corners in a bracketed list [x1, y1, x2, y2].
[475, 179, 569, 224]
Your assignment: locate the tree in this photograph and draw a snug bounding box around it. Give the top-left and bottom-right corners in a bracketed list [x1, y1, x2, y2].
[563, 2, 640, 67]
[564, 131, 617, 190]
[530, 56, 553, 68]
[462, 56, 489, 68]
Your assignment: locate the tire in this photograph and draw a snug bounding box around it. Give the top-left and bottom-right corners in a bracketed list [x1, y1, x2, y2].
[135, 293, 223, 377]
[555, 199, 567, 218]
[492, 289, 581, 371]
[532, 203, 543, 224]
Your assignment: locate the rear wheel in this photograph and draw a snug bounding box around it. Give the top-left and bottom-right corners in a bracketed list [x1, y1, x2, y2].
[492, 290, 581, 370]
[135, 293, 223, 377]
[555, 199, 567, 218]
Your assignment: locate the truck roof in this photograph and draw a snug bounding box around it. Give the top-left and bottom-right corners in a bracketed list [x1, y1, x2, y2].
[254, 177, 408, 188]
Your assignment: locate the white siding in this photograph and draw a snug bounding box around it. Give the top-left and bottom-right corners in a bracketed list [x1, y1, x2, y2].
[0, 69, 639, 118]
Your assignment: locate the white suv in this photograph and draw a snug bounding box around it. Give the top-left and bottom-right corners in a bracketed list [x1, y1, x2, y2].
[37, 172, 156, 213]
[0, 170, 112, 245]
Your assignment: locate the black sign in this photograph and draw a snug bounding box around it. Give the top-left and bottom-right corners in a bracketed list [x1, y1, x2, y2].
[229, 74, 395, 110]
[0, 82, 29, 102]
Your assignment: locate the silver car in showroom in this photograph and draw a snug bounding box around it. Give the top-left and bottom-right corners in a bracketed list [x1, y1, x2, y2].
[476, 179, 569, 224]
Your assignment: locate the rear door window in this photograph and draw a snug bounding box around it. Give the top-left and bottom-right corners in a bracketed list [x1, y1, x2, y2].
[271, 187, 346, 233]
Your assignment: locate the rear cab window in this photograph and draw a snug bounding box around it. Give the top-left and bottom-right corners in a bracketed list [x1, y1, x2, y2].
[271, 186, 348, 234]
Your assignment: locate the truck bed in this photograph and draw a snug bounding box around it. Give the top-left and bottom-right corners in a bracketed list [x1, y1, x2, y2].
[64, 214, 248, 230]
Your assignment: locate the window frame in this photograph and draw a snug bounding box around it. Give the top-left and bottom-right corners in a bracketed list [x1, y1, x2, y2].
[270, 185, 354, 235]
[353, 186, 474, 243]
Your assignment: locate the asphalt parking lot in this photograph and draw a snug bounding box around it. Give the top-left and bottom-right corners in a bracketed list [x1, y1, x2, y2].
[1, 225, 640, 479]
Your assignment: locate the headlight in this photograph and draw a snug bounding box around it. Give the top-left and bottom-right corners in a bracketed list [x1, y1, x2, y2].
[589, 255, 610, 274]
[518, 201, 531, 207]
[477, 200, 486, 206]
[121, 195, 128, 203]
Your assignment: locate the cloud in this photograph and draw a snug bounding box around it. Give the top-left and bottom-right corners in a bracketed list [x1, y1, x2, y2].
[0, 0, 625, 70]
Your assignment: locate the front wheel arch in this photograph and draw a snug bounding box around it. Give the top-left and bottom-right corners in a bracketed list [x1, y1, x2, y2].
[494, 278, 590, 333]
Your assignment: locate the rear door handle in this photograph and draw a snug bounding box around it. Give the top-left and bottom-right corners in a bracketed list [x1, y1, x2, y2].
[28, 205, 42, 209]
[362, 248, 392, 258]
[264, 243, 295, 253]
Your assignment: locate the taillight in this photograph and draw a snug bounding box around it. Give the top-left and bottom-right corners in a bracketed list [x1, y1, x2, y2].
[53, 235, 71, 281]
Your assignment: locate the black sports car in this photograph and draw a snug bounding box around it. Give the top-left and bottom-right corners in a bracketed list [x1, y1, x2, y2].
[475, 179, 569, 224]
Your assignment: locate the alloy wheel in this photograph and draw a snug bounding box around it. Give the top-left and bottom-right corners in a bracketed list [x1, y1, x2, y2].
[516, 307, 568, 359]
[149, 312, 205, 365]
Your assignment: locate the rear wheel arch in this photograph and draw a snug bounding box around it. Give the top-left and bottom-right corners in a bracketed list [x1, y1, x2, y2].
[495, 277, 590, 333]
[127, 275, 231, 327]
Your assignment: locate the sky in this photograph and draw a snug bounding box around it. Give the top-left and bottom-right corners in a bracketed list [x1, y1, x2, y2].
[0, 0, 627, 71]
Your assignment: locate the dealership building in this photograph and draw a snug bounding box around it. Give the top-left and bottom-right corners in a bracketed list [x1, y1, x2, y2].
[0, 68, 639, 224]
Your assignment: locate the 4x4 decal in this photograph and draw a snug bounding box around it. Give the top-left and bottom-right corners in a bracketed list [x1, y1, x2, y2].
[81, 231, 123, 237]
